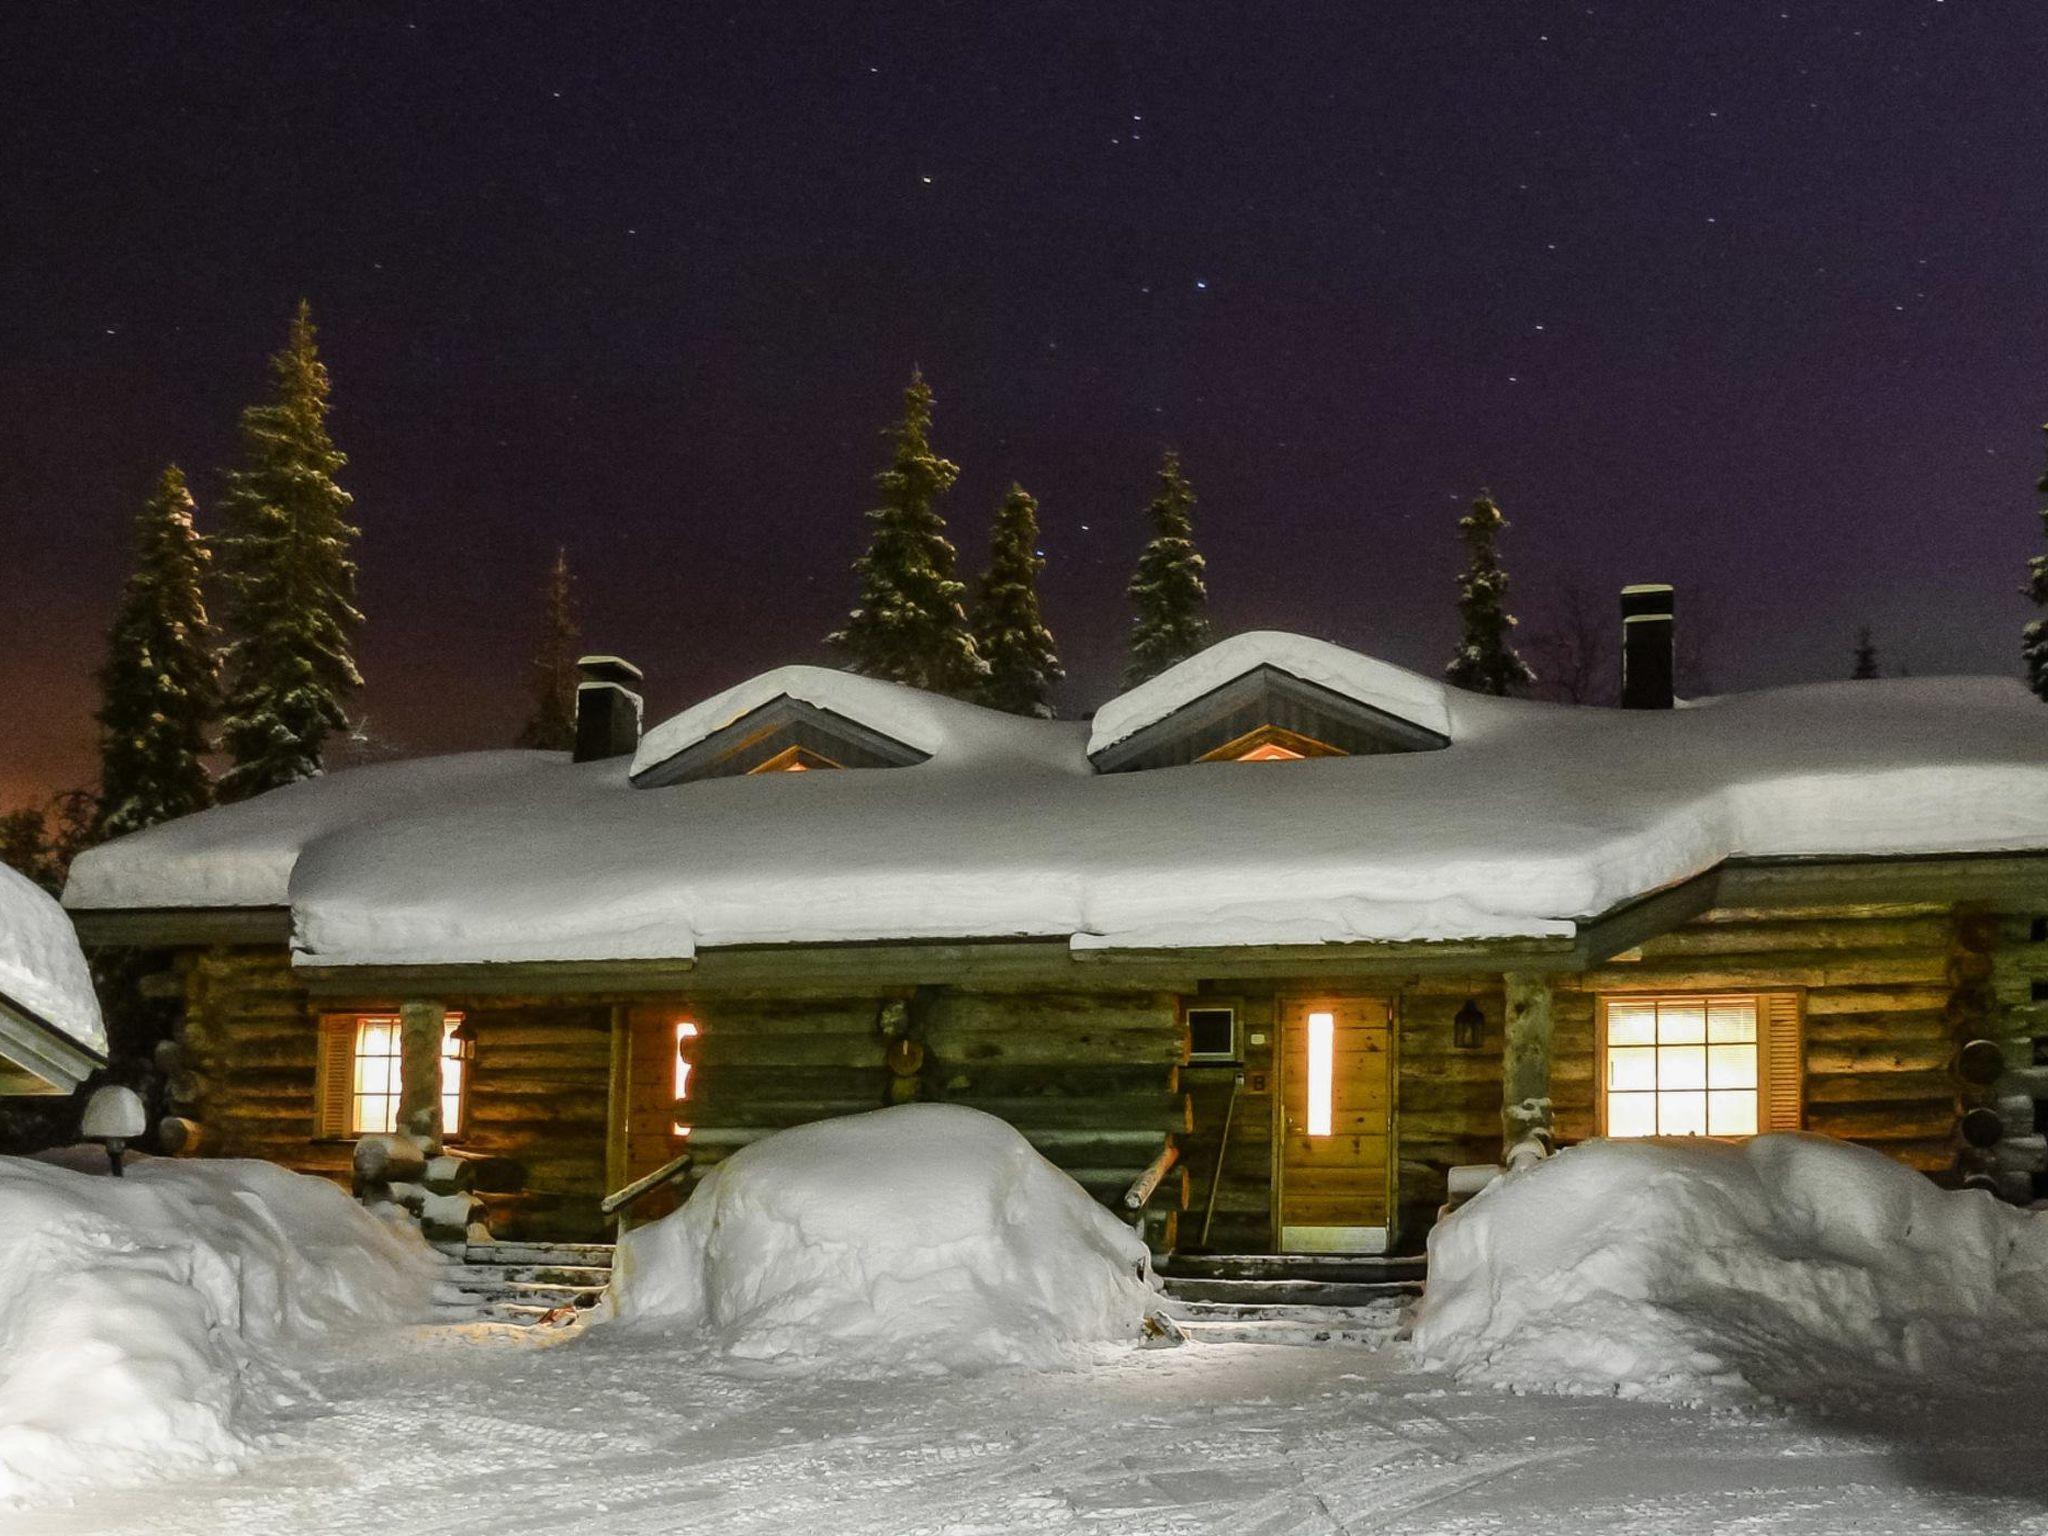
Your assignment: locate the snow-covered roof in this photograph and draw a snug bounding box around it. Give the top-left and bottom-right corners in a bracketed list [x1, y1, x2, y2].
[60, 638, 2048, 969]
[1089, 632, 1456, 755]
[1, 861, 106, 1070]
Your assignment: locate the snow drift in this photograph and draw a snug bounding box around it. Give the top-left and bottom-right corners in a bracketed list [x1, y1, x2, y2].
[0, 1156, 442, 1499]
[606, 1104, 1160, 1372]
[1411, 1134, 2048, 1405]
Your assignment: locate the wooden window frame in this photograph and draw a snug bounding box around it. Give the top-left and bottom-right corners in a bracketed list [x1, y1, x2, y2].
[1595, 990, 1803, 1139]
[316, 1012, 470, 1142]
[1197, 723, 1347, 763]
[748, 744, 843, 774]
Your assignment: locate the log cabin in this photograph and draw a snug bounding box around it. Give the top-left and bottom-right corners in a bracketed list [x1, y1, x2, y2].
[59, 591, 2048, 1256]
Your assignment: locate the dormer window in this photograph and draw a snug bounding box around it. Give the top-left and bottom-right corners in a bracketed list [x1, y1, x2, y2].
[750, 744, 842, 774]
[1200, 724, 1345, 763]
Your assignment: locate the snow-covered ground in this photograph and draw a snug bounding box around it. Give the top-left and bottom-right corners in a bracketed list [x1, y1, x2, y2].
[13, 1318, 2048, 1536]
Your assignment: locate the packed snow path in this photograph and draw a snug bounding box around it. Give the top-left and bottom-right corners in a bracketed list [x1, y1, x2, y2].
[15, 1322, 2048, 1536]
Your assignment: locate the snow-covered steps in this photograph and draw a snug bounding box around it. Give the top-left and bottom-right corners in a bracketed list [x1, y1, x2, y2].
[1162, 1298, 1404, 1348]
[1155, 1253, 1424, 1309]
[432, 1240, 617, 1327]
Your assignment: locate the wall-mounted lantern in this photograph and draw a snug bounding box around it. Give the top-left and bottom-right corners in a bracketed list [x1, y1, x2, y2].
[1453, 998, 1486, 1051]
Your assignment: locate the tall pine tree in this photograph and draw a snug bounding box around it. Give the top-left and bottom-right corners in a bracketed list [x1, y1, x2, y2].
[2025, 424, 2048, 701]
[1122, 450, 1211, 687]
[1852, 626, 1880, 680]
[216, 300, 362, 800]
[1445, 491, 1535, 696]
[971, 484, 1063, 718]
[95, 465, 218, 839]
[517, 548, 581, 750]
[828, 371, 985, 695]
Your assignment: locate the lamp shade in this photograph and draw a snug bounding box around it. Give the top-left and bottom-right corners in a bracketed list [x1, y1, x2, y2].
[81, 1084, 147, 1140]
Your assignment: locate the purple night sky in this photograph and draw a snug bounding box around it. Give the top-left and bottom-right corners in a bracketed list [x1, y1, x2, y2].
[4, 3, 2044, 806]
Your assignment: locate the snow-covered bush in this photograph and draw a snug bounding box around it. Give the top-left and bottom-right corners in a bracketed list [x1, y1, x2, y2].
[606, 1103, 1160, 1373]
[0, 1156, 441, 1499]
[1411, 1133, 2048, 1405]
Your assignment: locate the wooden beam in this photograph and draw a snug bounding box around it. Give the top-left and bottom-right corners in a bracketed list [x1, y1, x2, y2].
[1570, 867, 1723, 966]
[604, 1004, 630, 1196]
[1502, 971, 1555, 1157]
[68, 905, 292, 947]
[1716, 853, 2048, 912]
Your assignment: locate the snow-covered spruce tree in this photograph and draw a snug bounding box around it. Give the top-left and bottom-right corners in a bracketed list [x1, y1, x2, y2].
[828, 371, 986, 696]
[2025, 425, 2048, 701]
[517, 547, 581, 750]
[970, 483, 1063, 718]
[215, 300, 363, 801]
[95, 464, 218, 839]
[1121, 450, 1211, 688]
[1444, 491, 1535, 697]
[1852, 626, 1880, 680]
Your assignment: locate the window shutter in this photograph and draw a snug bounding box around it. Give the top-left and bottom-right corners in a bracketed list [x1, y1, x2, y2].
[317, 1017, 357, 1138]
[1760, 992, 1804, 1131]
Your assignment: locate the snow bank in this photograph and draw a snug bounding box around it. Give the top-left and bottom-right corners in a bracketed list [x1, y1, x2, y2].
[0, 1157, 441, 1499]
[606, 1104, 1159, 1373]
[1411, 1134, 2048, 1405]
[0, 861, 104, 1055]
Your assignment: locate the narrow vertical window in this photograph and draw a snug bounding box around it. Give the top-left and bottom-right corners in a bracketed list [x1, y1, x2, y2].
[1306, 1010, 1335, 1137]
[441, 1022, 473, 1141]
[672, 1020, 698, 1137]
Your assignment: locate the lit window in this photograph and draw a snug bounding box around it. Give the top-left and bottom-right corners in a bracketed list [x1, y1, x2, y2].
[672, 1020, 698, 1137]
[1604, 996, 1758, 1139]
[1306, 1010, 1334, 1136]
[1237, 741, 1306, 761]
[1199, 724, 1345, 763]
[330, 1014, 469, 1139]
[750, 744, 842, 774]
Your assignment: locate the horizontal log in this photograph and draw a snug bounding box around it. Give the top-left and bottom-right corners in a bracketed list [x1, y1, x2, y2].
[1590, 956, 1947, 990]
[674, 1100, 881, 1132]
[689, 1034, 886, 1068]
[1804, 1104, 1957, 1140]
[938, 1092, 1192, 1132]
[1803, 988, 1953, 1017]
[1800, 1010, 1949, 1044]
[925, 1028, 1186, 1067]
[1804, 1040, 1957, 1075]
[928, 1064, 1179, 1098]
[679, 1067, 884, 1102]
[1016, 1129, 1170, 1163]
[1804, 1071, 1957, 1106]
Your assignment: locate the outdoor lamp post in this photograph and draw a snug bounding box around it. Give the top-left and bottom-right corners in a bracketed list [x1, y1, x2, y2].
[81, 1084, 147, 1176]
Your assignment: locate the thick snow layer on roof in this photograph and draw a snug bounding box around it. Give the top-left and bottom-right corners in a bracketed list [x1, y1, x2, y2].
[0, 863, 103, 1055]
[1088, 631, 1457, 753]
[607, 1104, 1157, 1372]
[632, 664, 1051, 777]
[61, 659, 2048, 967]
[1412, 1134, 2048, 1405]
[0, 1156, 438, 1497]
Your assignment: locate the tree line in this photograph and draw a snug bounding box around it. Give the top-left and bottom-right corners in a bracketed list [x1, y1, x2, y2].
[11, 335, 2047, 892]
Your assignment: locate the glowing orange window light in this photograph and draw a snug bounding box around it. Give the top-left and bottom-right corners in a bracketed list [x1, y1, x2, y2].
[1306, 1011, 1335, 1137]
[1237, 741, 1306, 761]
[672, 1021, 699, 1137]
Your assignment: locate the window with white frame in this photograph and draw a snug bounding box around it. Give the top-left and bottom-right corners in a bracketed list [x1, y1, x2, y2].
[1599, 992, 1804, 1140]
[318, 1014, 470, 1139]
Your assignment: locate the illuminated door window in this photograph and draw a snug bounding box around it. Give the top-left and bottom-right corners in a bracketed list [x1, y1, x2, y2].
[1605, 996, 1758, 1138]
[1306, 1010, 1335, 1136]
[672, 1021, 699, 1136]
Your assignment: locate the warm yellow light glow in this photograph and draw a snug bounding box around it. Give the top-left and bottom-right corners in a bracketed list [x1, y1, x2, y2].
[349, 1015, 468, 1137]
[1605, 995, 1759, 1139]
[1237, 741, 1306, 761]
[1306, 1011, 1334, 1136]
[672, 1020, 699, 1136]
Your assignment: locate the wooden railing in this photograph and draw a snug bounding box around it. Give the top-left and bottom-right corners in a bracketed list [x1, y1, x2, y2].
[1121, 1142, 1181, 1212]
[600, 1151, 694, 1219]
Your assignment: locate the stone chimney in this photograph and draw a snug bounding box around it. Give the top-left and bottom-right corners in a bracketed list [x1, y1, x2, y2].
[573, 655, 645, 762]
[1620, 585, 1675, 710]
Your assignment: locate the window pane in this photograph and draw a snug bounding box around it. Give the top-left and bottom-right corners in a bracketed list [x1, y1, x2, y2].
[1659, 1045, 1707, 1091]
[1708, 1000, 1757, 1043]
[1708, 1043, 1757, 1089]
[1608, 1003, 1656, 1046]
[1657, 1004, 1706, 1045]
[1709, 1090, 1758, 1136]
[1658, 1091, 1707, 1136]
[1607, 1046, 1657, 1092]
[1608, 1093, 1658, 1138]
[1306, 1012, 1334, 1137]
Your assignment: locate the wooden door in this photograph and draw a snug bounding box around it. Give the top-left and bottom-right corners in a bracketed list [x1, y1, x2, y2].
[1277, 997, 1391, 1253]
[621, 1007, 697, 1223]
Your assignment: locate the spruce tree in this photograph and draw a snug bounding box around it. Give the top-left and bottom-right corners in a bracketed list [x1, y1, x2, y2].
[2025, 424, 2048, 701]
[971, 484, 1063, 718]
[95, 465, 218, 839]
[1445, 491, 1535, 696]
[517, 547, 581, 750]
[216, 300, 362, 800]
[1122, 450, 1211, 688]
[1852, 626, 1880, 680]
[827, 371, 985, 695]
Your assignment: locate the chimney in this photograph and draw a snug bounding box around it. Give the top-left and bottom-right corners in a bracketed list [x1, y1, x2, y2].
[1620, 584, 1675, 710]
[574, 655, 645, 762]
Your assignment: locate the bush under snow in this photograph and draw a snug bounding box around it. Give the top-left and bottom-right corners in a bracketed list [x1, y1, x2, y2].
[1411, 1133, 2048, 1405]
[0, 1156, 441, 1499]
[606, 1104, 1160, 1373]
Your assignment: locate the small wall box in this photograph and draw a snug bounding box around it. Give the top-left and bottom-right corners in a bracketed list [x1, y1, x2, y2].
[1186, 1006, 1239, 1063]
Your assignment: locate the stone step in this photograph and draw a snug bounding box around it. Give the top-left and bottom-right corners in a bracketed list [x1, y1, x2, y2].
[464, 1241, 616, 1268]
[1158, 1252, 1426, 1284]
[1171, 1313, 1398, 1348]
[1159, 1277, 1420, 1308]
[444, 1263, 614, 1289]
[1163, 1298, 1406, 1325]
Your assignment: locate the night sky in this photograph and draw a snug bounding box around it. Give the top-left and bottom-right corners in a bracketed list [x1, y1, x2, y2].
[6, 4, 2046, 807]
